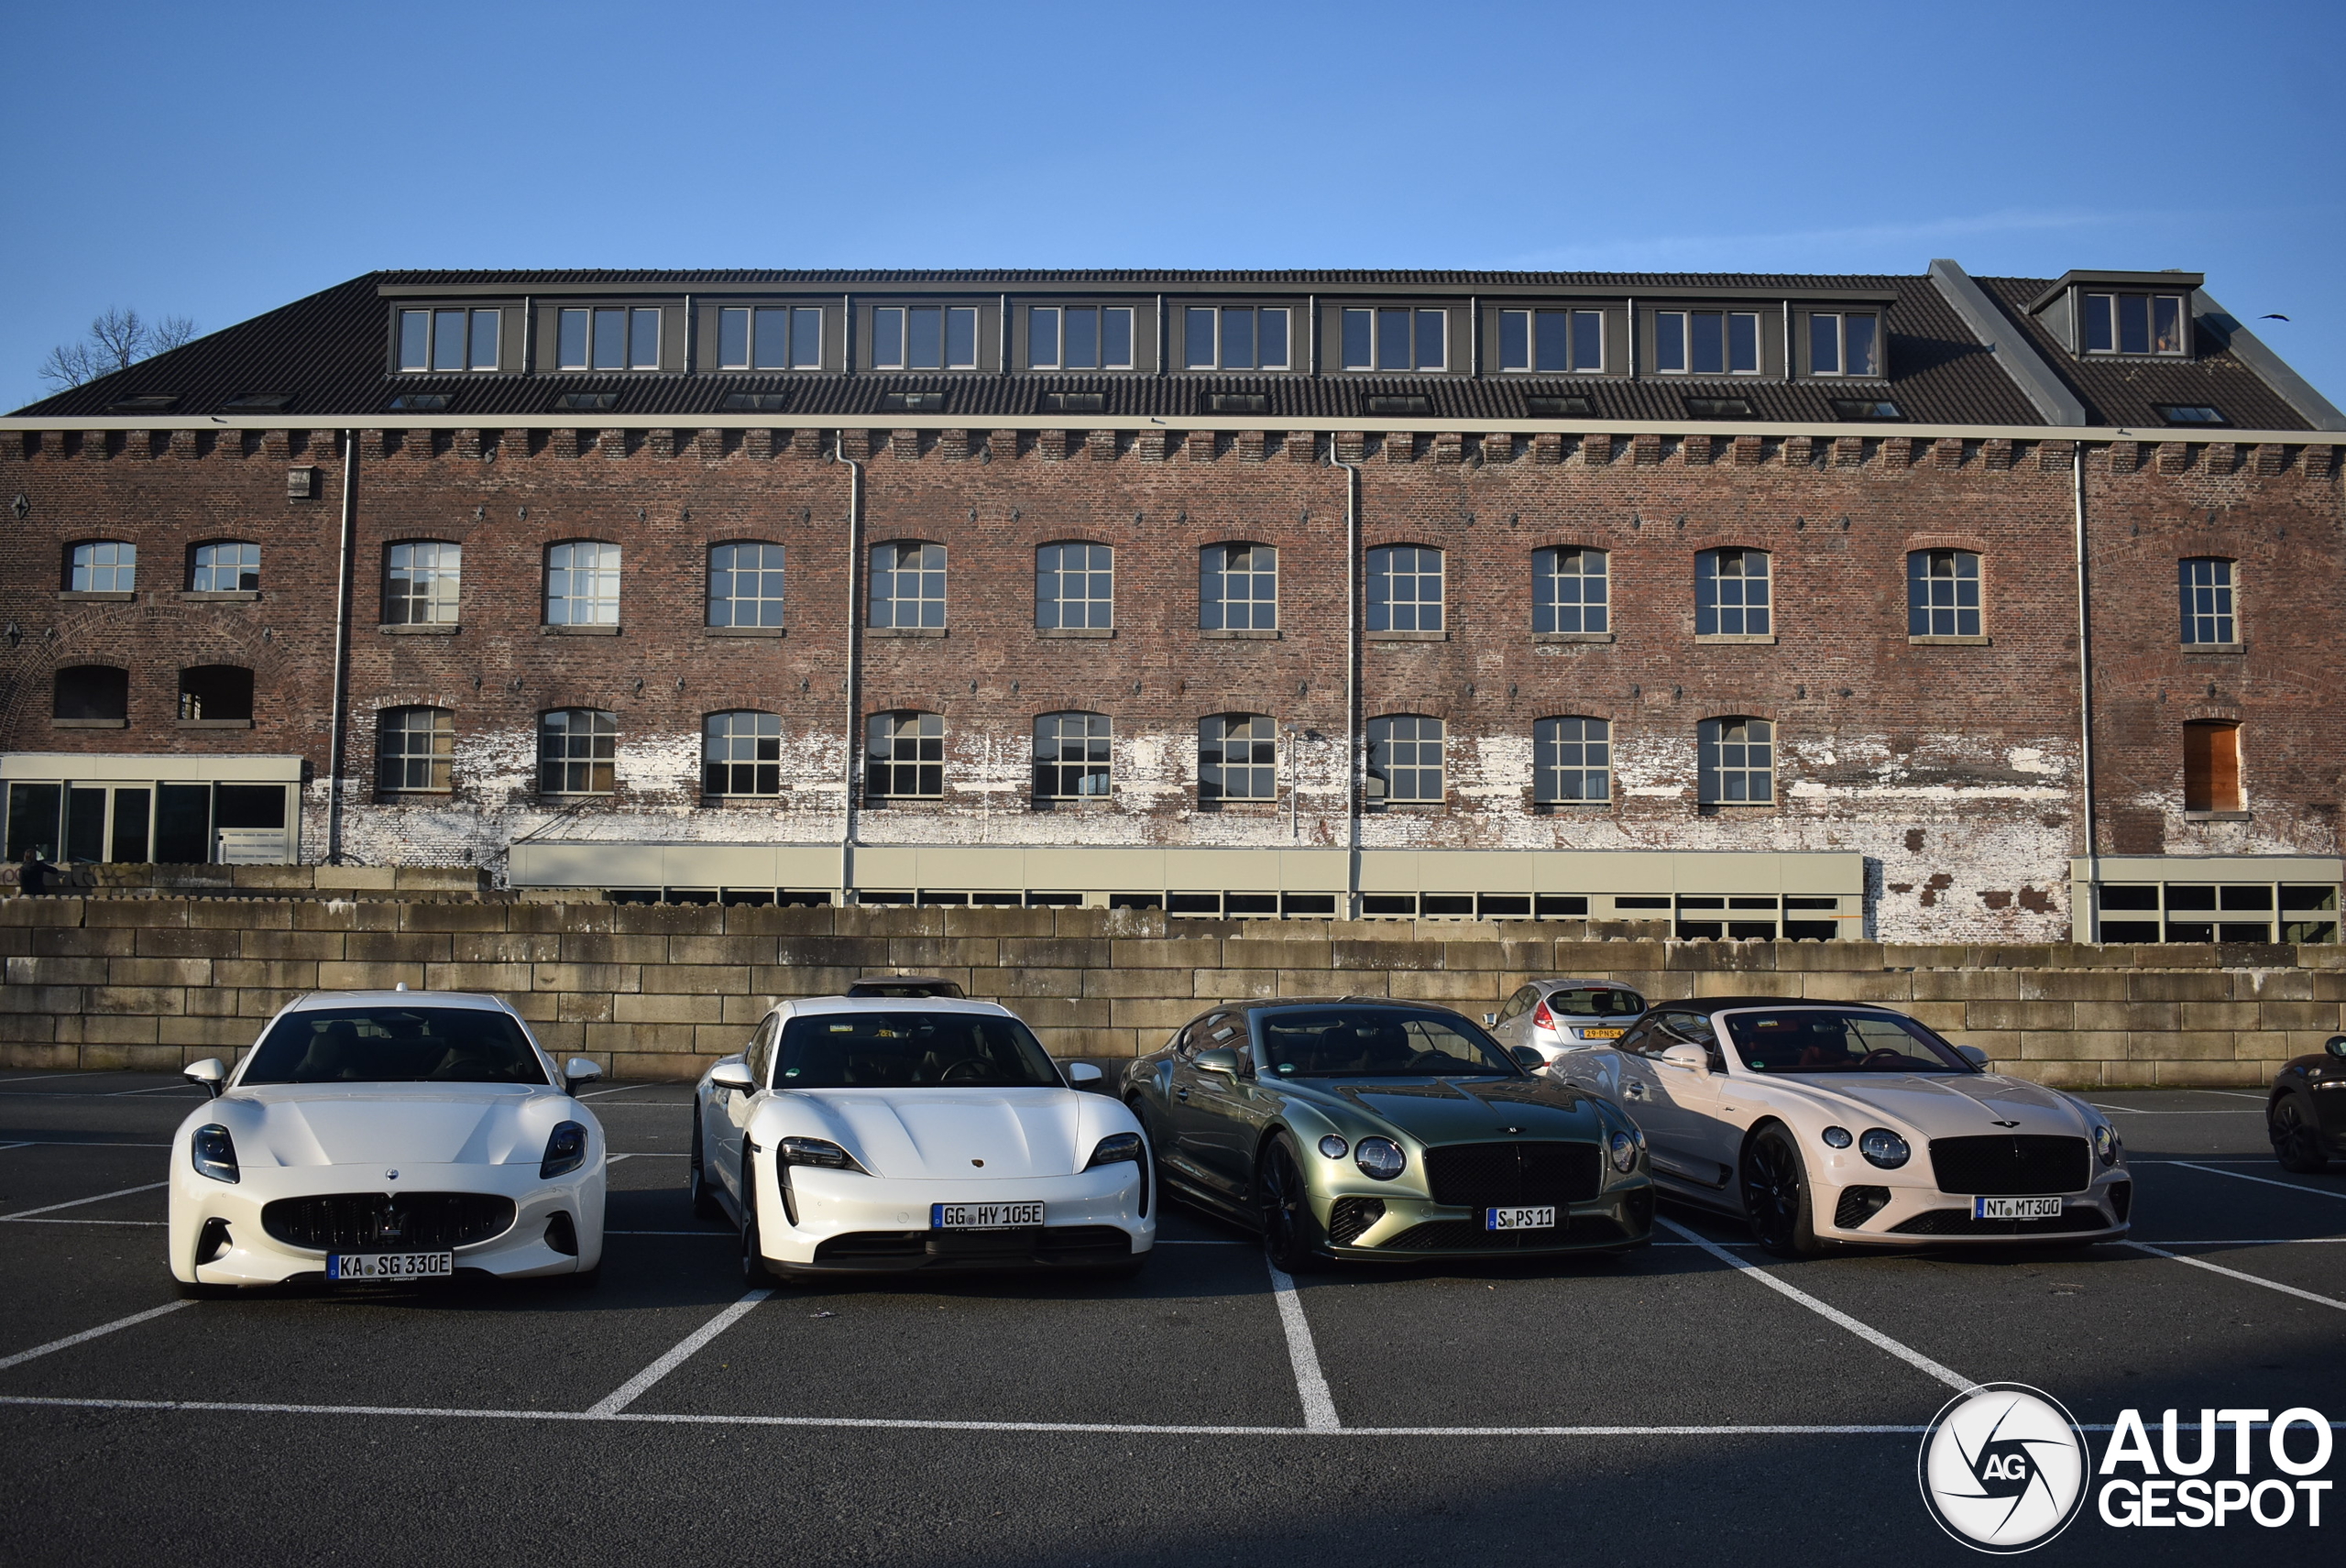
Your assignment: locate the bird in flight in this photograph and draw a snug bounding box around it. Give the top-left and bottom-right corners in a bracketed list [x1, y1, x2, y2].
[2261, 313, 2291, 322]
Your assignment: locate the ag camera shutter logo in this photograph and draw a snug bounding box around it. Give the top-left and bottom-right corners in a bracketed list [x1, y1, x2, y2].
[1918, 1383, 2089, 1552]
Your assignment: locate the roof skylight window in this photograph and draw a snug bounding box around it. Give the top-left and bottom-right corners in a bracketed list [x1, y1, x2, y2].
[1365, 394, 1433, 415]
[879, 391, 947, 412]
[1525, 395, 1594, 417]
[2154, 404, 2226, 426]
[1684, 397, 1754, 418]
[387, 393, 451, 412]
[554, 391, 619, 412]
[721, 392, 792, 412]
[1206, 393, 1268, 414]
[106, 393, 180, 412]
[1038, 391, 1104, 413]
[221, 392, 292, 411]
[1831, 399, 1902, 421]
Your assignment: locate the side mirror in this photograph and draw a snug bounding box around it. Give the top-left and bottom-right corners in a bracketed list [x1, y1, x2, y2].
[1064, 1061, 1103, 1085]
[2326, 1035, 2346, 1060]
[564, 1057, 602, 1094]
[1957, 1045, 1990, 1069]
[710, 1059, 755, 1092]
[1192, 1047, 1243, 1079]
[1482, 1013, 1499, 1026]
[183, 1058, 225, 1099]
[1659, 1043, 1711, 1075]
[1510, 1046, 1546, 1069]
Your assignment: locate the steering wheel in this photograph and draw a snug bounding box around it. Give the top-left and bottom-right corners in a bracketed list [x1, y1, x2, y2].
[1857, 1048, 1906, 1069]
[938, 1058, 991, 1084]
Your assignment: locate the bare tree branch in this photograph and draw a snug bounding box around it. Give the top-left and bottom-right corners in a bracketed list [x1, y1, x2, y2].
[37, 341, 103, 392]
[151, 316, 197, 354]
[34, 305, 200, 391]
[89, 307, 148, 371]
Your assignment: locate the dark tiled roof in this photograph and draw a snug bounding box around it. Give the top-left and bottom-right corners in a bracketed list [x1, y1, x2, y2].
[0, 269, 2308, 429]
[1972, 278, 2308, 432]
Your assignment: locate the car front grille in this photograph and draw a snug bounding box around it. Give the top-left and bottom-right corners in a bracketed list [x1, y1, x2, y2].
[261, 1192, 516, 1252]
[1327, 1197, 1386, 1245]
[1382, 1214, 1626, 1251]
[1928, 1135, 2091, 1196]
[811, 1226, 1135, 1266]
[1421, 1141, 1601, 1207]
[1888, 1205, 2111, 1237]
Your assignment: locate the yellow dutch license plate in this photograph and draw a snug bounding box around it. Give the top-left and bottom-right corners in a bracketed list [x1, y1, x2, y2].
[1582, 1028, 1624, 1039]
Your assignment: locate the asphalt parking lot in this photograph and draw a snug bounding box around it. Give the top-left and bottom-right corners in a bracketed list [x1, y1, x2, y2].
[1, 1070, 2338, 1566]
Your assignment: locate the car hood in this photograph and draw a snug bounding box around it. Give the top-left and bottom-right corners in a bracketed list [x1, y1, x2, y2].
[776, 1087, 1112, 1179]
[1750, 1072, 2096, 1139]
[207, 1084, 574, 1168]
[1291, 1075, 1612, 1145]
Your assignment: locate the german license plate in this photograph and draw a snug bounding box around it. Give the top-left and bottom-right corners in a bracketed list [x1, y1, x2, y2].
[1974, 1196, 2063, 1221]
[1485, 1206, 1556, 1231]
[932, 1202, 1043, 1230]
[326, 1251, 453, 1282]
[1581, 1028, 1624, 1039]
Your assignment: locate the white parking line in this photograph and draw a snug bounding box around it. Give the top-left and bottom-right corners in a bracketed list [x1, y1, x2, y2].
[2122, 1241, 2346, 1311]
[2088, 1103, 2263, 1115]
[0, 1071, 115, 1086]
[0, 1218, 164, 1227]
[1657, 1217, 1972, 1393]
[2153, 1160, 2346, 1201]
[0, 1301, 192, 1373]
[0, 1143, 33, 1154]
[586, 1289, 772, 1417]
[110, 1084, 204, 1096]
[0, 1182, 167, 1220]
[1263, 1259, 1338, 1432]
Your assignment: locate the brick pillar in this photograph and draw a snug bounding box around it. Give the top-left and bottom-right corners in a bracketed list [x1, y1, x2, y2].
[1982, 438, 2013, 471]
[1137, 428, 1170, 461]
[646, 429, 676, 459]
[1381, 431, 1414, 463]
[2106, 441, 2140, 474]
[1731, 434, 1763, 466]
[1880, 436, 1913, 468]
[1580, 433, 1613, 466]
[1835, 435, 1867, 466]
[2156, 442, 2190, 476]
[1531, 433, 1563, 465]
[741, 428, 774, 459]
[1286, 431, 1320, 463]
[839, 429, 873, 461]
[1035, 429, 1069, 461]
[938, 429, 970, 461]
[1482, 433, 1518, 465]
[2301, 444, 2336, 478]
[784, 427, 818, 458]
[2252, 443, 2286, 477]
[1430, 431, 1462, 465]
[2203, 442, 2238, 475]
[1784, 435, 1815, 467]
[1683, 433, 1715, 466]
[354, 430, 384, 461]
[1091, 429, 1121, 460]
[452, 428, 483, 460]
[1929, 437, 1964, 468]
[168, 429, 199, 459]
[2037, 440, 2076, 471]
[1335, 431, 1366, 464]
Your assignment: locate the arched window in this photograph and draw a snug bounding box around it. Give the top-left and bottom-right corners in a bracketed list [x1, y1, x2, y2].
[378, 707, 455, 793]
[866, 711, 943, 798]
[545, 541, 621, 626]
[2184, 720, 2242, 814]
[1907, 550, 1981, 637]
[1533, 547, 1607, 633]
[1036, 543, 1113, 630]
[179, 665, 252, 723]
[1035, 712, 1112, 797]
[1199, 714, 1277, 800]
[1200, 543, 1277, 630]
[1695, 548, 1770, 636]
[1534, 718, 1611, 803]
[53, 665, 127, 722]
[1367, 715, 1444, 803]
[1698, 717, 1774, 804]
[67, 541, 136, 593]
[2180, 557, 2237, 645]
[190, 541, 260, 594]
[1368, 545, 1443, 632]
[540, 709, 618, 795]
[705, 711, 783, 795]
[870, 542, 946, 629]
[707, 543, 784, 628]
[386, 541, 461, 625]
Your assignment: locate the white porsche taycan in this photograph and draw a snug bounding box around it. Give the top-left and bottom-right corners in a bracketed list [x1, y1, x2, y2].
[1551, 997, 2132, 1256]
[691, 995, 1155, 1279]
[168, 991, 608, 1293]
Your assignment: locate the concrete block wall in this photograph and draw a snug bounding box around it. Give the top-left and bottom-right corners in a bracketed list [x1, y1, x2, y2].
[1, 895, 2337, 1088]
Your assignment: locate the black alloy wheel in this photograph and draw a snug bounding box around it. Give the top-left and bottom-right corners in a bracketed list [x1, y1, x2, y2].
[1742, 1124, 1822, 1258]
[740, 1154, 773, 1285]
[2271, 1093, 2330, 1174]
[1259, 1135, 1324, 1274]
[689, 1102, 722, 1219]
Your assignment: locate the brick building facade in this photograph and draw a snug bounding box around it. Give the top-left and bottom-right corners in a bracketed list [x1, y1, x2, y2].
[4, 264, 2341, 943]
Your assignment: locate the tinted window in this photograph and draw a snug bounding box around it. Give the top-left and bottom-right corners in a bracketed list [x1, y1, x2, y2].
[1544, 985, 1643, 1017]
[775, 1011, 1059, 1089]
[1723, 1010, 1973, 1074]
[1255, 1008, 1517, 1078]
[244, 1007, 547, 1086]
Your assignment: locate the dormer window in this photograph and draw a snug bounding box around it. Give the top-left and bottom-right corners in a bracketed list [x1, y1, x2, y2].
[399, 308, 501, 372]
[1808, 313, 1880, 377]
[557, 307, 660, 372]
[1656, 311, 1760, 376]
[2083, 292, 2187, 356]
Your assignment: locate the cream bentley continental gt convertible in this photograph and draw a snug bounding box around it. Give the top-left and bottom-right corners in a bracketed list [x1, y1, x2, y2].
[692, 996, 1155, 1279]
[1551, 997, 2132, 1256]
[169, 991, 608, 1293]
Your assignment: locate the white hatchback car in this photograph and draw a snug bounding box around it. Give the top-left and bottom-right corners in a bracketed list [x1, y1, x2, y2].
[692, 996, 1155, 1280]
[169, 991, 608, 1293]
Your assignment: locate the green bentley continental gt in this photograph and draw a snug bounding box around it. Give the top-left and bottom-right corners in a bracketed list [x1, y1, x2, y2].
[1124, 998, 1655, 1269]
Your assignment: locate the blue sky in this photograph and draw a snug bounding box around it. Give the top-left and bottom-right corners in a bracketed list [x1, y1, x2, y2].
[4, 0, 2340, 411]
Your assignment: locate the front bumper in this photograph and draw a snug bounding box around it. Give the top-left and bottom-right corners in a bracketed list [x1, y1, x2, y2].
[1811, 1158, 2132, 1245]
[170, 1159, 605, 1286]
[1316, 1182, 1655, 1261]
[758, 1161, 1155, 1273]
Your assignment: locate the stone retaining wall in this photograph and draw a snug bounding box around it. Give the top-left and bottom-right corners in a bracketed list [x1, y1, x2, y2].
[1, 896, 2336, 1088]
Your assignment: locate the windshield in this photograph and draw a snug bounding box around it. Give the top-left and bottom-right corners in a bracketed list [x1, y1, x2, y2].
[1258, 1008, 1518, 1079]
[243, 1007, 548, 1086]
[1545, 986, 1644, 1017]
[1723, 1010, 1975, 1075]
[775, 1011, 1061, 1089]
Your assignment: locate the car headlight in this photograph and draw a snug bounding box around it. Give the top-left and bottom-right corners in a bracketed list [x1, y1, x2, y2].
[1318, 1135, 1349, 1159]
[1354, 1136, 1406, 1181]
[1822, 1126, 1853, 1149]
[1608, 1131, 1638, 1173]
[540, 1120, 589, 1179]
[1858, 1128, 1911, 1169]
[2093, 1124, 2121, 1166]
[780, 1136, 861, 1171]
[1084, 1133, 1143, 1169]
[191, 1124, 238, 1185]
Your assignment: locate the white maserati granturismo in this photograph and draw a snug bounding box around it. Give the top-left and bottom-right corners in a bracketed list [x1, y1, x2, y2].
[1551, 997, 2131, 1256]
[168, 990, 608, 1293]
[691, 995, 1155, 1280]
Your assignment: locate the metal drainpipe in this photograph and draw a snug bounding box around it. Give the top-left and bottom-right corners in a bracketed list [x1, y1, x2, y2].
[2073, 448, 2099, 936]
[1328, 444, 1362, 916]
[323, 430, 359, 865]
[833, 435, 865, 904]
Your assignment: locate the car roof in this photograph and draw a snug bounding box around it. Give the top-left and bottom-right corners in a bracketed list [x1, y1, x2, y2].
[1228, 997, 1464, 1014]
[283, 990, 517, 1014]
[1665, 996, 1902, 1012]
[780, 994, 1014, 1018]
[1529, 978, 1646, 992]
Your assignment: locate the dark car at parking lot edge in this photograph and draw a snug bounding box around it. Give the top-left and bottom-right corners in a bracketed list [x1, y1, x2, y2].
[2268, 1032, 2346, 1172]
